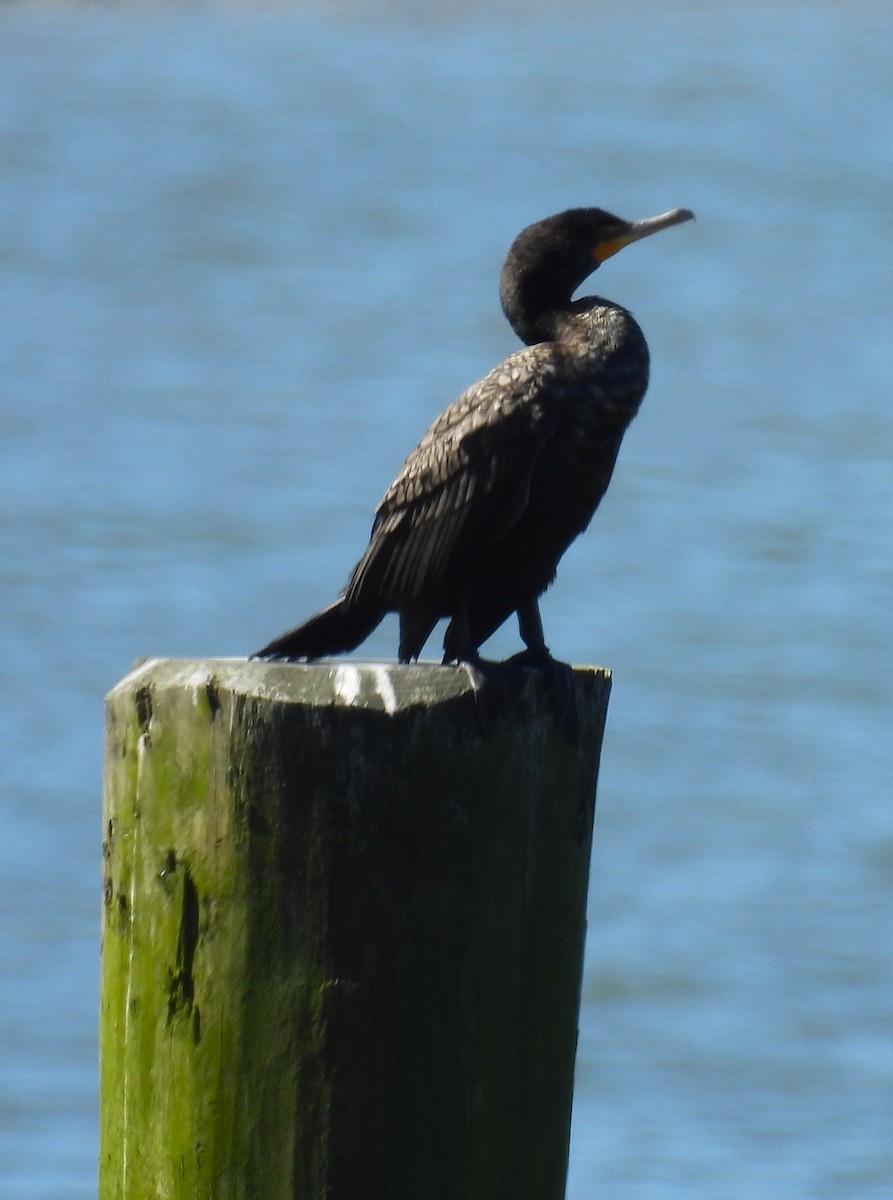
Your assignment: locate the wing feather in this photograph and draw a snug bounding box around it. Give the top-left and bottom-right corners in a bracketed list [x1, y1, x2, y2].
[345, 345, 558, 606]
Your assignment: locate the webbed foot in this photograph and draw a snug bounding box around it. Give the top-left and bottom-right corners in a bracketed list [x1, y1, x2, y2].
[458, 657, 518, 735]
[504, 647, 580, 744]
[453, 650, 579, 742]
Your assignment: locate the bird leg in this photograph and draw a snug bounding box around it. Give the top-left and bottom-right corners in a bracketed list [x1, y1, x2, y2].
[441, 602, 515, 734]
[517, 598, 549, 657]
[444, 600, 579, 742]
[506, 600, 580, 743]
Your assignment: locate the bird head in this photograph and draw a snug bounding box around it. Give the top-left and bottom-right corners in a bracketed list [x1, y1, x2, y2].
[499, 205, 694, 343]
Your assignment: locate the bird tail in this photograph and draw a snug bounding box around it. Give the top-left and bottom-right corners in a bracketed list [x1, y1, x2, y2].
[253, 596, 385, 661]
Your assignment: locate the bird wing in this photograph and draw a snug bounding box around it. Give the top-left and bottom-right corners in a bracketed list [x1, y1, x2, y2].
[344, 346, 558, 605]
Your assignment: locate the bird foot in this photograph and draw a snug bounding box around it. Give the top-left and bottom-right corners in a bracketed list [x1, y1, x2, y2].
[459, 658, 518, 735]
[458, 651, 580, 743]
[503, 648, 581, 744]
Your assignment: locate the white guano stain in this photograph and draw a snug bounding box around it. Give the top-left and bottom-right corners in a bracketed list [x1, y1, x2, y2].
[371, 665, 398, 715]
[333, 665, 362, 706]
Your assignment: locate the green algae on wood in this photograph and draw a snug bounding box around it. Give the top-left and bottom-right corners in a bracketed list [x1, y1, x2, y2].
[100, 657, 611, 1200]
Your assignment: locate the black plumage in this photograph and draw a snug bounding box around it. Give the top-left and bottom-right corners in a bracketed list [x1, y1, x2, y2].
[255, 205, 693, 669]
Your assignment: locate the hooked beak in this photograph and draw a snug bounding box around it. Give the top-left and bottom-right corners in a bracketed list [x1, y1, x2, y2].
[594, 207, 695, 263]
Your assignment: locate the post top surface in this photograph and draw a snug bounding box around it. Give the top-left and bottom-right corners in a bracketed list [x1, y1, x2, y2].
[108, 657, 610, 717]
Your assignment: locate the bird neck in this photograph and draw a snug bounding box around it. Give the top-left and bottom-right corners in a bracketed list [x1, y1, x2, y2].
[499, 271, 568, 345]
[502, 287, 631, 350]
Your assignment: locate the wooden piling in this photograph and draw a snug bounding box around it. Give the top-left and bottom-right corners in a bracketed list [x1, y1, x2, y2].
[100, 657, 610, 1200]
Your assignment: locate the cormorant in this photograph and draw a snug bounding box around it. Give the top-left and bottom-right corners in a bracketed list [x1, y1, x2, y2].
[255, 205, 694, 675]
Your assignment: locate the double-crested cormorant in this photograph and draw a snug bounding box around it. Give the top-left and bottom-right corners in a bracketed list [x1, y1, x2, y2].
[255, 205, 694, 673]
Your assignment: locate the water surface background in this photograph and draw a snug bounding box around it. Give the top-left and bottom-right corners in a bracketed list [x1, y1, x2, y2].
[1, 3, 891, 1196]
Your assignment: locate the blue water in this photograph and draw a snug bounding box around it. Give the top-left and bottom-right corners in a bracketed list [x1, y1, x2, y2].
[1, 3, 891, 1196]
